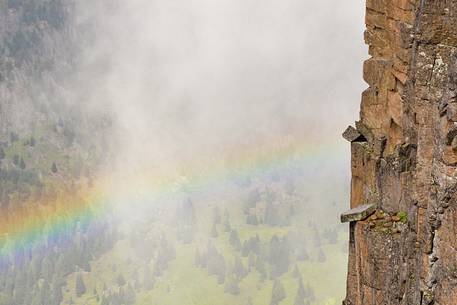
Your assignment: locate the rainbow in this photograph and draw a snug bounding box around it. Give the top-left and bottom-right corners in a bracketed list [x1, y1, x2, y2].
[0, 137, 347, 267]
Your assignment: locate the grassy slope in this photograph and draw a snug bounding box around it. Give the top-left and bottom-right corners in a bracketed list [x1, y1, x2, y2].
[63, 224, 347, 305]
[62, 170, 349, 305]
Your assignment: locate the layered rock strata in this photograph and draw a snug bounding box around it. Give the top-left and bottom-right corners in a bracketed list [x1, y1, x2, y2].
[344, 1, 457, 304]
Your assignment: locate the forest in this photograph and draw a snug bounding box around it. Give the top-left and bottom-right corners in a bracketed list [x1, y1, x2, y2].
[0, 1, 352, 305]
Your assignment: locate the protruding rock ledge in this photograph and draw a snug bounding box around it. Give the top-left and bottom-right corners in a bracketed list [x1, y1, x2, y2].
[342, 126, 366, 142]
[340, 203, 377, 223]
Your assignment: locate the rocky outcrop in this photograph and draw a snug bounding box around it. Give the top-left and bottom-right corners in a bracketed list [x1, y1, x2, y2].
[344, 1, 457, 304]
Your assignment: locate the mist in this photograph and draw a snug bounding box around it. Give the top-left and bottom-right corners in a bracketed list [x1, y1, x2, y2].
[0, 1, 366, 304]
[84, 0, 366, 302]
[74, 0, 366, 176]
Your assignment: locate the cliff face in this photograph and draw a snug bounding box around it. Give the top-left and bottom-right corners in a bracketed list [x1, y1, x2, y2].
[344, 1, 457, 304]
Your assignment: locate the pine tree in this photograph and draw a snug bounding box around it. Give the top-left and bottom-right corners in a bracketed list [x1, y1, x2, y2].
[143, 266, 154, 291]
[224, 277, 240, 295]
[124, 284, 136, 305]
[305, 283, 315, 302]
[293, 264, 301, 278]
[51, 162, 58, 173]
[100, 296, 109, 305]
[270, 279, 286, 305]
[13, 154, 19, 166]
[211, 222, 218, 238]
[255, 257, 267, 282]
[242, 240, 250, 257]
[248, 253, 256, 271]
[223, 209, 231, 232]
[296, 278, 306, 303]
[54, 253, 74, 277]
[207, 251, 226, 284]
[13, 270, 27, 305]
[213, 206, 221, 224]
[224, 218, 231, 232]
[40, 256, 54, 281]
[51, 276, 64, 305]
[116, 273, 126, 286]
[39, 281, 51, 305]
[229, 230, 241, 250]
[269, 236, 290, 277]
[233, 256, 247, 279]
[247, 189, 261, 207]
[75, 273, 86, 297]
[19, 157, 25, 169]
[10, 132, 18, 143]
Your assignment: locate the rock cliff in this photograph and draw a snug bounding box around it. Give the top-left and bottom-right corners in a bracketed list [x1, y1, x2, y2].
[344, 1, 457, 304]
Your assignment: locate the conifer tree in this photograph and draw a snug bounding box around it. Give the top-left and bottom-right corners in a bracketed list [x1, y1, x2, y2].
[13, 154, 19, 166]
[51, 277, 63, 305]
[293, 264, 301, 278]
[51, 162, 58, 173]
[224, 218, 232, 232]
[124, 284, 136, 305]
[143, 266, 154, 291]
[248, 253, 256, 271]
[100, 296, 109, 305]
[305, 283, 315, 302]
[213, 206, 221, 224]
[233, 256, 247, 279]
[255, 257, 267, 282]
[296, 278, 306, 302]
[75, 273, 86, 297]
[116, 273, 127, 286]
[224, 276, 240, 295]
[211, 222, 218, 238]
[270, 279, 286, 305]
[19, 157, 25, 169]
[242, 240, 250, 257]
[229, 230, 241, 250]
[223, 209, 231, 232]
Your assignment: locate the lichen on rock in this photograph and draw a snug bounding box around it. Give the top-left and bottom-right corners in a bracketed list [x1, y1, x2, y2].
[343, 1, 457, 304]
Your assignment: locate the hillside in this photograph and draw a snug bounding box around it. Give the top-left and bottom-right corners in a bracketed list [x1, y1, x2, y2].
[0, 1, 353, 305]
[58, 167, 349, 305]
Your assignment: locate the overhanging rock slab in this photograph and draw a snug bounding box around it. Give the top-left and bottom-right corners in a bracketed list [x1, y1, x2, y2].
[342, 126, 364, 142]
[340, 204, 376, 223]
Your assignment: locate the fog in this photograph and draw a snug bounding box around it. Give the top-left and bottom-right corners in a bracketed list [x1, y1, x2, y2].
[74, 0, 366, 178]
[0, 1, 368, 304]
[78, 1, 367, 303]
[80, 0, 365, 302]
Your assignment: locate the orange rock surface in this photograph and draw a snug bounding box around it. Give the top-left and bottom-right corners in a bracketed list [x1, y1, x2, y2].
[344, 1, 457, 304]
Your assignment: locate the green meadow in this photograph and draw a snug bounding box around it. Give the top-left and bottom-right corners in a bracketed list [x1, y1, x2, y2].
[62, 178, 349, 305]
